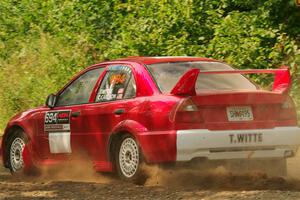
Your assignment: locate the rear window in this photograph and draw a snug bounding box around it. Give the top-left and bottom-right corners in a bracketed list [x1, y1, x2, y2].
[146, 61, 257, 93]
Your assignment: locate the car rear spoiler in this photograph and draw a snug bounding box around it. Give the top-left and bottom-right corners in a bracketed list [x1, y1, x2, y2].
[170, 66, 291, 96]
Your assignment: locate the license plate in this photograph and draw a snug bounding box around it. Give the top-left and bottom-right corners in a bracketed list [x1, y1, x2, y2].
[226, 106, 253, 121]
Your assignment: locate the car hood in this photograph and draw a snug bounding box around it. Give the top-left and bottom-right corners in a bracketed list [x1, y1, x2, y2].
[8, 106, 46, 123]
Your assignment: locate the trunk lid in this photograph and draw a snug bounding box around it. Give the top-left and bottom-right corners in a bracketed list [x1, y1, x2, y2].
[170, 67, 296, 130]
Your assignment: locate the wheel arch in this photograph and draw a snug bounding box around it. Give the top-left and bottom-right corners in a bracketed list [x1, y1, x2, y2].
[107, 120, 148, 167]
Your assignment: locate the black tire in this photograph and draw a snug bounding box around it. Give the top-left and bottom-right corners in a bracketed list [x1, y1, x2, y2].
[115, 134, 147, 184]
[6, 130, 27, 174]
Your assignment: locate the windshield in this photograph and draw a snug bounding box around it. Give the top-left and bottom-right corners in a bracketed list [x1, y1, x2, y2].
[146, 61, 257, 93]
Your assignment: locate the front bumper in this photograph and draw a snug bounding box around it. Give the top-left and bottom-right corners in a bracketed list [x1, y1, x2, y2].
[177, 126, 300, 161]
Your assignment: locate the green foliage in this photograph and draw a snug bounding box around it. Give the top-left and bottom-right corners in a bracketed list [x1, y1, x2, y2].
[0, 0, 300, 131]
[0, 32, 90, 126]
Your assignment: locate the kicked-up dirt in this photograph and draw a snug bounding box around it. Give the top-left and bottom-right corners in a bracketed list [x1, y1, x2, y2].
[1, 154, 300, 200]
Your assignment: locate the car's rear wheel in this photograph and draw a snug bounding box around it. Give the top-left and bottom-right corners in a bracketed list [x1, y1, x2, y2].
[7, 130, 27, 173]
[115, 134, 147, 184]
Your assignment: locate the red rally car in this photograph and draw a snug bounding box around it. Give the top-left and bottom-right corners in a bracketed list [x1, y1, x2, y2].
[1, 56, 300, 182]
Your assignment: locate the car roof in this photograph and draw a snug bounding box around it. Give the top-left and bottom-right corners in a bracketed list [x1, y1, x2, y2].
[112, 56, 217, 65]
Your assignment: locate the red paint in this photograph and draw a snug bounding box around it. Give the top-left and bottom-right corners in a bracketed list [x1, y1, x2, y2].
[22, 145, 34, 172]
[273, 66, 291, 93]
[171, 68, 200, 96]
[1, 57, 297, 172]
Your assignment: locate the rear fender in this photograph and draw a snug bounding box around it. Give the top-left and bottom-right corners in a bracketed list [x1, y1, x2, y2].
[108, 120, 177, 164]
[107, 120, 148, 162]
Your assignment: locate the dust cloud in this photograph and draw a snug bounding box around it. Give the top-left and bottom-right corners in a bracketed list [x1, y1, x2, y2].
[13, 147, 300, 191]
[20, 154, 113, 184]
[143, 155, 300, 191]
[37, 160, 111, 183]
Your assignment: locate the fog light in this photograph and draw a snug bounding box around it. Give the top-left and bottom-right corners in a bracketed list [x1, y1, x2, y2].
[284, 150, 294, 158]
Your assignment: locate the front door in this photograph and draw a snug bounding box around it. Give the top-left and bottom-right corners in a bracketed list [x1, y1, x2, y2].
[36, 67, 105, 159]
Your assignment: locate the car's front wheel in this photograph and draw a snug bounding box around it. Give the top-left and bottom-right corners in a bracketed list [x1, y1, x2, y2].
[7, 130, 27, 173]
[115, 134, 147, 184]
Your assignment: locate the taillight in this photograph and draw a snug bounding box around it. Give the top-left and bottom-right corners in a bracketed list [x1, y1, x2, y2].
[279, 97, 297, 120]
[281, 97, 295, 109]
[170, 98, 203, 123]
[178, 98, 198, 112]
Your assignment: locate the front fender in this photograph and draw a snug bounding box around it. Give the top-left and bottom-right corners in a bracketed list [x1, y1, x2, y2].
[2, 122, 35, 168]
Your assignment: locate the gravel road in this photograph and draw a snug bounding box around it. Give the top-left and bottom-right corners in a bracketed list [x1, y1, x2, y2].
[1, 154, 300, 200]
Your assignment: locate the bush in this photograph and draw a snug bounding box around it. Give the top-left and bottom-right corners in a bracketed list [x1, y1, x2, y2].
[0, 0, 300, 131]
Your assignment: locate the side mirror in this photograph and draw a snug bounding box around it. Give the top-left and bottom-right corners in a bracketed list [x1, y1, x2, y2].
[45, 94, 57, 108]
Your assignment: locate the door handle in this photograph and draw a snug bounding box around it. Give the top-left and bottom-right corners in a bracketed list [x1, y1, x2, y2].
[114, 109, 125, 115]
[71, 111, 81, 118]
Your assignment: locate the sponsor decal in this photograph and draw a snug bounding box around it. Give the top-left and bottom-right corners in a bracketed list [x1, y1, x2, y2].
[110, 73, 127, 85]
[229, 133, 263, 143]
[96, 89, 117, 101]
[44, 110, 72, 153]
[44, 110, 71, 132]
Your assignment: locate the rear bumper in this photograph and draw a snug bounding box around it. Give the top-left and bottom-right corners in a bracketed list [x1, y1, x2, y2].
[177, 126, 300, 161]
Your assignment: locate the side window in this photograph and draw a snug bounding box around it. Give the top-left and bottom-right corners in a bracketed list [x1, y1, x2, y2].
[56, 68, 104, 106]
[95, 65, 136, 102]
[123, 74, 136, 99]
